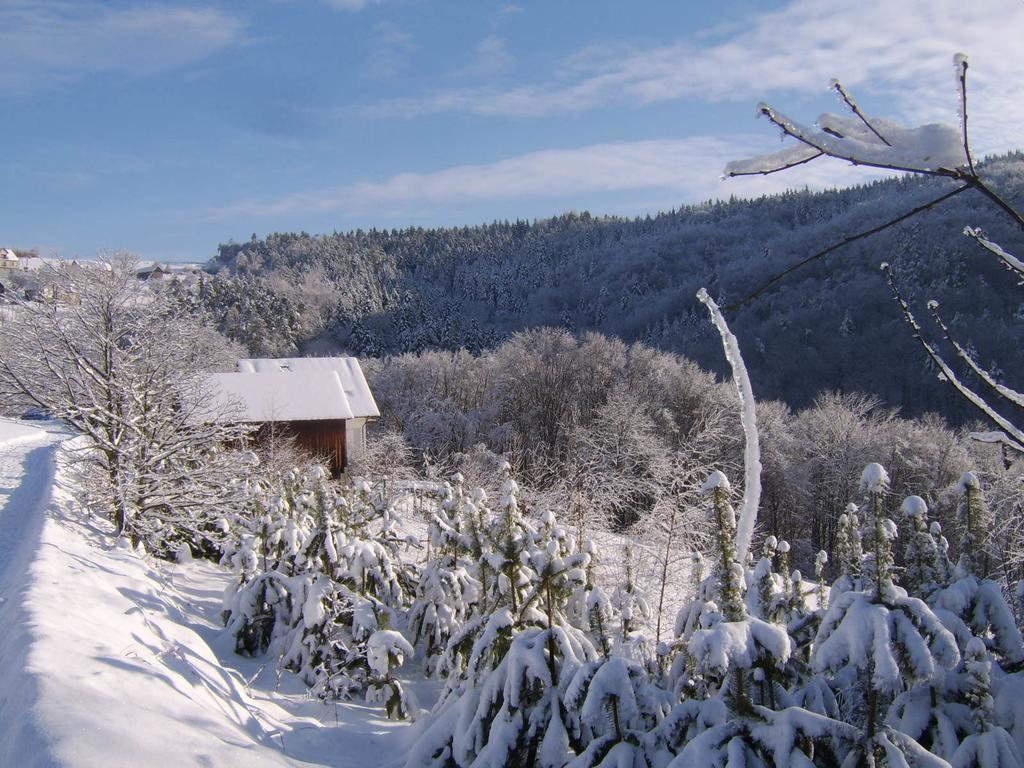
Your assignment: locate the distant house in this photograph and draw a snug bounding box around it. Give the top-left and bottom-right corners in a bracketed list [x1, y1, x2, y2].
[136, 261, 205, 286]
[203, 357, 379, 475]
[0, 249, 19, 270]
[136, 262, 170, 281]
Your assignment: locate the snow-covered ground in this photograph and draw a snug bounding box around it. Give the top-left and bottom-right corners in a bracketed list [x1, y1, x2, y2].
[0, 420, 697, 767]
[0, 423, 421, 767]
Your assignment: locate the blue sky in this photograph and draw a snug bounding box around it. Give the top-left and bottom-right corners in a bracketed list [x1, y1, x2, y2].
[2, 0, 1022, 262]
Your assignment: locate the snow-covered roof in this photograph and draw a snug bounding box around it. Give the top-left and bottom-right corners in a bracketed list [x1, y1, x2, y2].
[1, 248, 18, 262]
[203, 371, 355, 423]
[237, 357, 380, 419]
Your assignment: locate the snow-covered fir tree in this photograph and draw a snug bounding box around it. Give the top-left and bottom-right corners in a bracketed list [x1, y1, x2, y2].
[813, 463, 961, 765]
[221, 465, 416, 711]
[657, 471, 855, 767]
[405, 467, 603, 768]
[409, 477, 482, 677]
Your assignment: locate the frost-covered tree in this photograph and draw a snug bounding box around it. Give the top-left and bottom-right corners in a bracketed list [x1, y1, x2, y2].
[658, 471, 856, 767]
[812, 463, 961, 764]
[222, 467, 415, 710]
[634, 467, 710, 644]
[0, 254, 252, 555]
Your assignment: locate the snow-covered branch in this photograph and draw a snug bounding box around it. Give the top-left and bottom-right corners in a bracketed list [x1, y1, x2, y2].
[697, 288, 761, 565]
[963, 227, 1024, 281]
[882, 264, 1024, 452]
[0, 254, 255, 554]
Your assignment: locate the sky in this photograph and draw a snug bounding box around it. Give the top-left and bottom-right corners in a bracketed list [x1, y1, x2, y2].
[2, 0, 1023, 263]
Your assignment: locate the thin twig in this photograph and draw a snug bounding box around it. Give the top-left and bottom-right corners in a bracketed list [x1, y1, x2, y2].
[964, 227, 1024, 279]
[956, 57, 977, 177]
[927, 300, 1024, 410]
[883, 264, 1024, 447]
[726, 149, 824, 178]
[968, 178, 1024, 231]
[831, 80, 891, 147]
[725, 183, 973, 312]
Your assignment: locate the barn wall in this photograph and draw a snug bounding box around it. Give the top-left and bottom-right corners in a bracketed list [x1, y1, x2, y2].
[256, 419, 347, 475]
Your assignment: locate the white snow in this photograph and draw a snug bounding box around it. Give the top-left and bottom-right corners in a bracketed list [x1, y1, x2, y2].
[204, 370, 356, 422]
[367, 630, 414, 677]
[860, 462, 890, 494]
[958, 471, 980, 492]
[0, 417, 48, 446]
[238, 357, 380, 419]
[0, 425, 420, 767]
[901, 495, 928, 518]
[964, 227, 1024, 279]
[726, 105, 966, 176]
[700, 470, 731, 493]
[688, 615, 791, 673]
[697, 288, 761, 565]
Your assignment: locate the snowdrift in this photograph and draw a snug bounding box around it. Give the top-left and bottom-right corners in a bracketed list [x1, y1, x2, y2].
[0, 429, 412, 767]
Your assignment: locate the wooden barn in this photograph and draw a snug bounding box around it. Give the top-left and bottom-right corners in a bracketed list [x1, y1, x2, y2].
[204, 357, 379, 475]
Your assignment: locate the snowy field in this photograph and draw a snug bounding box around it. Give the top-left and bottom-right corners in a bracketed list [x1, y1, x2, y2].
[0, 423, 424, 767]
[0, 421, 686, 768]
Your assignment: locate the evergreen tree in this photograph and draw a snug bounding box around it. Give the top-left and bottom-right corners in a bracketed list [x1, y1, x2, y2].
[658, 472, 855, 767]
[811, 463, 961, 764]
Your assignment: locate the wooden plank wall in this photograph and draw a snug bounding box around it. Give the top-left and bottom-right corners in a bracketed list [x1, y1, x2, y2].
[255, 419, 347, 475]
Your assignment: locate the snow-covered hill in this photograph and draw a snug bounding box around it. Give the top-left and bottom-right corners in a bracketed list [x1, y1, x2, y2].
[0, 424, 419, 767]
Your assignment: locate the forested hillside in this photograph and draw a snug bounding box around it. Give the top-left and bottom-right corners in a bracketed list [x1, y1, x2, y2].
[199, 153, 1024, 422]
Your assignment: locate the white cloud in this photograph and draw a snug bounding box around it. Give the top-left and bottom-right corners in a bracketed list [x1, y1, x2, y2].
[363, 21, 415, 79]
[207, 135, 888, 221]
[0, 1, 244, 91]
[361, 0, 1024, 154]
[469, 35, 515, 77]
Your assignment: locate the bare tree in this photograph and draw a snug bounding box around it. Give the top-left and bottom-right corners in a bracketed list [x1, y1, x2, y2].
[727, 54, 1023, 454]
[0, 254, 253, 555]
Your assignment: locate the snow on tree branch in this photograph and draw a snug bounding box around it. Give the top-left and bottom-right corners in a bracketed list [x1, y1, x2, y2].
[882, 264, 1024, 452]
[969, 430, 1024, 454]
[964, 227, 1024, 281]
[724, 104, 966, 178]
[925, 299, 1024, 411]
[697, 288, 761, 565]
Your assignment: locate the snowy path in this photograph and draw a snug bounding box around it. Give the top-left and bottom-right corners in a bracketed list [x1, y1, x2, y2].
[0, 421, 58, 764]
[0, 424, 417, 768]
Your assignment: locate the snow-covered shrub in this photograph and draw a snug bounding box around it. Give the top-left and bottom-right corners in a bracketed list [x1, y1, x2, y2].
[406, 626, 597, 768]
[950, 638, 1024, 767]
[656, 471, 856, 766]
[930, 476, 1024, 669]
[608, 545, 653, 660]
[812, 463, 961, 764]
[564, 655, 668, 768]
[366, 630, 418, 720]
[409, 477, 482, 677]
[222, 465, 417, 708]
[405, 467, 621, 768]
